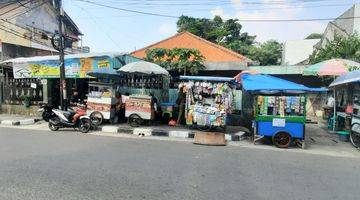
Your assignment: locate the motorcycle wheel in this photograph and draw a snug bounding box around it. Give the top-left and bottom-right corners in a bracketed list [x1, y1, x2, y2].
[48, 118, 59, 131]
[90, 111, 103, 126]
[79, 118, 91, 133]
[350, 123, 360, 148]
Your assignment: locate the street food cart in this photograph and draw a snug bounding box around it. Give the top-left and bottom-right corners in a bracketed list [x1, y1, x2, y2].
[240, 73, 325, 148]
[86, 81, 117, 125]
[125, 94, 154, 127]
[179, 76, 236, 131]
[117, 61, 170, 127]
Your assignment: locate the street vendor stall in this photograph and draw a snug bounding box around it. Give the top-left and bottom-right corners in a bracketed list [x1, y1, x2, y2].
[179, 76, 236, 131]
[240, 73, 326, 148]
[329, 70, 360, 147]
[86, 81, 118, 125]
[118, 61, 170, 127]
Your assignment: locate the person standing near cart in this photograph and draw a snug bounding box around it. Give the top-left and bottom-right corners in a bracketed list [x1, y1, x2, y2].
[176, 86, 186, 125]
[114, 92, 123, 123]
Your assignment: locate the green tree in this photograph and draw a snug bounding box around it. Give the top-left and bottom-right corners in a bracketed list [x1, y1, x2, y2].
[177, 15, 256, 55]
[309, 33, 360, 64]
[305, 33, 323, 39]
[145, 48, 205, 75]
[248, 40, 283, 66]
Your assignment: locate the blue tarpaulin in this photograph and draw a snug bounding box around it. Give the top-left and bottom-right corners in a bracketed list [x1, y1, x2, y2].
[241, 73, 326, 94]
[329, 70, 360, 87]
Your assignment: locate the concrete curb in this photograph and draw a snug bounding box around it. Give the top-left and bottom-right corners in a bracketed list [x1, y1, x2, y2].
[0, 117, 41, 126]
[99, 125, 241, 141]
[1, 120, 20, 126]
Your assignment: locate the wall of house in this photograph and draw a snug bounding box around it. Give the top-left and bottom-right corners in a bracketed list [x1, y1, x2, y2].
[0, 1, 82, 55]
[318, 4, 360, 48]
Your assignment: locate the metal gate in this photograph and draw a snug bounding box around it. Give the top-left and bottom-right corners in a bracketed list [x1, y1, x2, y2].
[3, 77, 43, 105]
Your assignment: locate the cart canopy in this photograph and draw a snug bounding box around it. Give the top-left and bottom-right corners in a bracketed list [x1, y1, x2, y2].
[118, 61, 169, 76]
[329, 70, 360, 87]
[180, 76, 235, 82]
[87, 68, 123, 79]
[241, 73, 326, 94]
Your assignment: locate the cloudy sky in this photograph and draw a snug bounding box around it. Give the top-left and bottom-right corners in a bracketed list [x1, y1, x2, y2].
[63, 0, 360, 53]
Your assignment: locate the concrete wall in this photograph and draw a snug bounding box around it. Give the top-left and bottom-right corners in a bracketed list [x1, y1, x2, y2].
[282, 39, 320, 65]
[0, 104, 40, 116]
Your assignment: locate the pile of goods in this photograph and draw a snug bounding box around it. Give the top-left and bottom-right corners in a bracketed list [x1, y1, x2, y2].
[179, 81, 234, 127]
[257, 96, 306, 117]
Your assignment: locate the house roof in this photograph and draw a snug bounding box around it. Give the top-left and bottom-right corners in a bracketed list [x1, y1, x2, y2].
[131, 31, 249, 63]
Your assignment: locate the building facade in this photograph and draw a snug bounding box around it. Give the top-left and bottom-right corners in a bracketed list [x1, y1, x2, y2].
[0, 0, 88, 114]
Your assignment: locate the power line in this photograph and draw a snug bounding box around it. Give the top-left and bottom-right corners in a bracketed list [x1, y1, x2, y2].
[0, 0, 32, 17]
[74, 0, 360, 23]
[0, 24, 55, 50]
[75, 0, 178, 18]
[6, 0, 47, 20]
[99, 0, 340, 6]
[71, 0, 122, 50]
[237, 16, 360, 22]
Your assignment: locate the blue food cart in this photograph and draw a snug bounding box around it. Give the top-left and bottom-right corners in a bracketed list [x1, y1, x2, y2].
[240, 73, 326, 148]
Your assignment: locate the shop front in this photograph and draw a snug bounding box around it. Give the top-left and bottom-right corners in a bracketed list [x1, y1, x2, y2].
[0, 53, 140, 115]
[179, 76, 236, 131]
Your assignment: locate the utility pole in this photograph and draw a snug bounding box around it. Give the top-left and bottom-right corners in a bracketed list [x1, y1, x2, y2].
[56, 0, 67, 110]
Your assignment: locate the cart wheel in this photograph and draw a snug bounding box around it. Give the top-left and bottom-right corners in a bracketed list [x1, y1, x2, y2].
[90, 111, 103, 126]
[129, 114, 143, 127]
[272, 131, 292, 148]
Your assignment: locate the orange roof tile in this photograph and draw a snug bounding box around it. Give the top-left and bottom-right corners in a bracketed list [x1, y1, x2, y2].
[131, 31, 248, 62]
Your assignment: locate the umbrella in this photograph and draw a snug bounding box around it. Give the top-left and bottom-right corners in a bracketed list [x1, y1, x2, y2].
[117, 61, 169, 76]
[303, 59, 360, 76]
[329, 70, 360, 87]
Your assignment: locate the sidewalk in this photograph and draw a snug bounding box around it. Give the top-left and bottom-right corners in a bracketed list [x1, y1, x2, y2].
[0, 114, 41, 125]
[0, 114, 358, 158]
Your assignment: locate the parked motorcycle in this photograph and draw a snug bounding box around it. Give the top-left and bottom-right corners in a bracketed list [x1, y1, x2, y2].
[37, 103, 54, 122]
[48, 108, 92, 133]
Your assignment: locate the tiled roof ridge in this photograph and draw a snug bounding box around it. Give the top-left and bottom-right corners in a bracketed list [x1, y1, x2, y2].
[131, 31, 247, 60]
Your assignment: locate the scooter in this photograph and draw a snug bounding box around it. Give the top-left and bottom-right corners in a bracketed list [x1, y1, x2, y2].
[37, 103, 54, 122]
[48, 107, 92, 133]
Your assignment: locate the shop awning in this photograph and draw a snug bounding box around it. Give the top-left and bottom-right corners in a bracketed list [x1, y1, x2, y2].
[180, 76, 235, 82]
[329, 70, 360, 87]
[241, 73, 326, 94]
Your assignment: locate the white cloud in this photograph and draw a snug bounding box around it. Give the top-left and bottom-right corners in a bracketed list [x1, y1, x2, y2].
[158, 22, 176, 36]
[210, 0, 327, 42]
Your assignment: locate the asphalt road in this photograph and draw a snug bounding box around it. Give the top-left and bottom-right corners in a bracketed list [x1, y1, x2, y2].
[0, 127, 359, 200]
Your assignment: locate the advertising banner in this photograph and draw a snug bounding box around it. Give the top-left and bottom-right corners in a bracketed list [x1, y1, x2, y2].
[13, 56, 113, 79]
